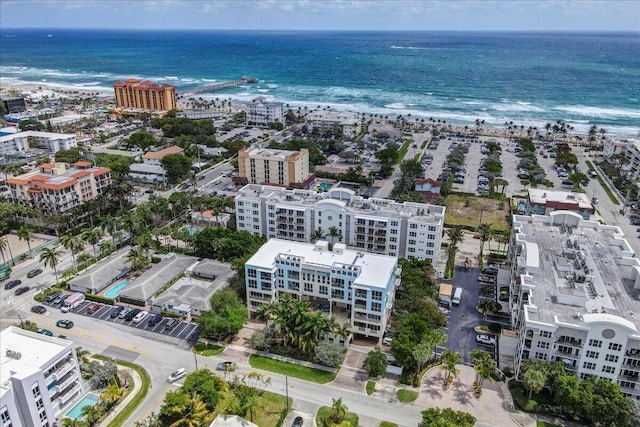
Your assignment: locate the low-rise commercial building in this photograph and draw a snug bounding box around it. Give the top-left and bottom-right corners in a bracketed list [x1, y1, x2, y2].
[0, 326, 83, 425]
[6, 161, 112, 214]
[244, 239, 401, 341]
[501, 212, 640, 401]
[235, 184, 445, 264]
[517, 188, 596, 220]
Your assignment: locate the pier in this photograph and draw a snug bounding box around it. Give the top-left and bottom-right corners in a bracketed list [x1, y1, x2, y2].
[178, 77, 258, 96]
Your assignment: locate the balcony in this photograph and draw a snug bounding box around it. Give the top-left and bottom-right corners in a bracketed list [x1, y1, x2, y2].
[555, 337, 583, 347]
[55, 376, 78, 394]
[553, 348, 579, 359]
[52, 362, 74, 381]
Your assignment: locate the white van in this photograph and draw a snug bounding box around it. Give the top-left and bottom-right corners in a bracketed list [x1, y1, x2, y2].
[167, 368, 186, 383]
[132, 310, 149, 323]
[452, 287, 462, 306]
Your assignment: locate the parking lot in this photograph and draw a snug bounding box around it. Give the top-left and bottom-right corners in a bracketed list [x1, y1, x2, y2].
[42, 298, 199, 342]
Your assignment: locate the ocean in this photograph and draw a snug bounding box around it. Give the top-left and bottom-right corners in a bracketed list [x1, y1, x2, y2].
[0, 29, 638, 136]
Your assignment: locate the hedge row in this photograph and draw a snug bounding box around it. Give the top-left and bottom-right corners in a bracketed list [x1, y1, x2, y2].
[85, 293, 115, 305]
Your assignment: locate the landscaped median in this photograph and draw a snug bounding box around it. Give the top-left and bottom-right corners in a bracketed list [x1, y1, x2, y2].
[249, 354, 336, 384]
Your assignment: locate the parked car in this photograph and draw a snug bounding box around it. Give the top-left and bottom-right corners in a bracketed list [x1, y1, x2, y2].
[167, 368, 186, 383]
[292, 416, 304, 427]
[15, 286, 30, 296]
[124, 308, 141, 321]
[27, 269, 43, 278]
[4, 279, 21, 290]
[132, 310, 149, 323]
[54, 294, 70, 305]
[31, 305, 46, 314]
[87, 303, 102, 314]
[216, 361, 237, 371]
[476, 334, 497, 346]
[56, 319, 74, 329]
[382, 337, 393, 346]
[147, 314, 163, 327]
[592, 197, 599, 205]
[37, 328, 54, 336]
[46, 291, 63, 302]
[110, 306, 125, 318]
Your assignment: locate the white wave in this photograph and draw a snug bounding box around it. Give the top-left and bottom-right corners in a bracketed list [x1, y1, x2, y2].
[492, 102, 545, 113]
[462, 101, 484, 105]
[164, 76, 179, 80]
[552, 105, 640, 119]
[74, 81, 101, 86]
[390, 45, 429, 50]
[257, 89, 269, 93]
[384, 103, 406, 109]
[267, 83, 279, 89]
[202, 78, 217, 82]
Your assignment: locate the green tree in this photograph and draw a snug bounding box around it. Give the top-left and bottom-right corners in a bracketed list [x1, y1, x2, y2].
[60, 233, 83, 270]
[100, 383, 124, 408]
[182, 369, 226, 411]
[196, 288, 247, 341]
[168, 392, 210, 427]
[522, 367, 546, 399]
[327, 226, 342, 246]
[79, 403, 100, 427]
[310, 229, 326, 243]
[476, 223, 492, 260]
[439, 349, 461, 384]
[161, 154, 193, 184]
[39, 246, 62, 284]
[122, 130, 157, 151]
[17, 225, 33, 258]
[329, 397, 348, 424]
[477, 298, 499, 318]
[363, 347, 388, 378]
[82, 227, 103, 257]
[54, 147, 83, 163]
[469, 349, 495, 393]
[125, 246, 149, 273]
[419, 407, 476, 427]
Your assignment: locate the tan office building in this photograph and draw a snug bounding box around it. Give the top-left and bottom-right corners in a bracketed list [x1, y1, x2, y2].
[113, 78, 177, 111]
[237, 147, 310, 188]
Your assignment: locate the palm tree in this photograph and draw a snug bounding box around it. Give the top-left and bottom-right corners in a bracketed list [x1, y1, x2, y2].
[330, 397, 348, 424]
[82, 227, 103, 257]
[332, 321, 352, 345]
[100, 383, 124, 407]
[60, 233, 83, 270]
[522, 367, 546, 399]
[301, 310, 329, 353]
[0, 235, 15, 266]
[478, 298, 499, 319]
[439, 349, 461, 384]
[126, 246, 149, 273]
[446, 226, 464, 247]
[77, 253, 93, 270]
[476, 223, 492, 260]
[327, 226, 342, 247]
[310, 229, 326, 243]
[168, 393, 209, 427]
[79, 403, 100, 427]
[469, 349, 495, 394]
[17, 225, 33, 258]
[101, 215, 120, 245]
[100, 240, 115, 256]
[478, 283, 494, 296]
[39, 247, 62, 284]
[61, 419, 88, 427]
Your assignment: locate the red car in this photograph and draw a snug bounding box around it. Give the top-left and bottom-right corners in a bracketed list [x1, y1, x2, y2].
[87, 303, 101, 314]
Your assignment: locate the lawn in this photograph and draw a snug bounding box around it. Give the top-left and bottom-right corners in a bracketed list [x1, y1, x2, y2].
[444, 194, 511, 232]
[366, 380, 375, 395]
[194, 341, 224, 357]
[396, 388, 418, 403]
[537, 422, 561, 427]
[317, 406, 360, 426]
[249, 355, 336, 384]
[207, 389, 291, 427]
[380, 422, 399, 427]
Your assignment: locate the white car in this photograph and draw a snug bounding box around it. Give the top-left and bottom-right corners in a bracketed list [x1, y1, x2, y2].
[132, 310, 149, 323]
[382, 337, 393, 346]
[476, 334, 497, 346]
[167, 368, 186, 383]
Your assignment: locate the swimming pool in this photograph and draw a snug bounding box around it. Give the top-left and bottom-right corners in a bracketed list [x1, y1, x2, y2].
[65, 393, 99, 420]
[319, 183, 333, 191]
[183, 226, 201, 236]
[105, 281, 130, 299]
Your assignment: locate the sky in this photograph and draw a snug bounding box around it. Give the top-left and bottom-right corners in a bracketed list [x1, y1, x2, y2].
[1, 0, 639, 32]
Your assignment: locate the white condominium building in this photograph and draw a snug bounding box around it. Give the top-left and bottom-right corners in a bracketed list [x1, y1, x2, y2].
[235, 184, 445, 264]
[0, 326, 84, 426]
[244, 97, 284, 127]
[502, 211, 640, 401]
[0, 131, 77, 156]
[237, 148, 311, 188]
[305, 111, 361, 138]
[245, 239, 401, 340]
[7, 161, 112, 214]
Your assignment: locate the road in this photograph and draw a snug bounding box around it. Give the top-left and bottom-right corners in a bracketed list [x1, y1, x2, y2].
[0, 303, 423, 426]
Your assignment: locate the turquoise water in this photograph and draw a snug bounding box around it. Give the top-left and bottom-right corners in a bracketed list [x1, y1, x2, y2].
[319, 183, 333, 191]
[183, 226, 200, 236]
[105, 281, 129, 299]
[65, 393, 99, 420]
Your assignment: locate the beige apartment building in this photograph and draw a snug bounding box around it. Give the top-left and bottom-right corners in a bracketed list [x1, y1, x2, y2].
[6, 161, 112, 214]
[113, 78, 177, 112]
[237, 147, 311, 188]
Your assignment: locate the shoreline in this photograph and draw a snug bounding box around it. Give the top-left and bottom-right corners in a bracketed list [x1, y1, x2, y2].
[1, 82, 636, 141]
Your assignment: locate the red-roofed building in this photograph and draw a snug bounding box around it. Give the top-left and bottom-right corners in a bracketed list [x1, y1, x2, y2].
[113, 78, 177, 112]
[6, 162, 112, 214]
[415, 178, 443, 202]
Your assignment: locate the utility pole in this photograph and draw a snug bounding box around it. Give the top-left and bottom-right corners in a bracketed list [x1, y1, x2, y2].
[284, 375, 289, 412]
[193, 349, 199, 371]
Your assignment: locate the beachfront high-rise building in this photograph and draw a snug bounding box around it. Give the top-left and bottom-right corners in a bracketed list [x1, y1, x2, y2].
[0, 326, 84, 425]
[113, 78, 177, 112]
[244, 97, 284, 127]
[235, 184, 445, 264]
[305, 111, 361, 138]
[237, 148, 312, 188]
[500, 212, 640, 401]
[244, 239, 401, 341]
[6, 161, 112, 214]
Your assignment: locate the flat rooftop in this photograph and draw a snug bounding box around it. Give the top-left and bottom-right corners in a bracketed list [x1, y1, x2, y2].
[237, 184, 445, 222]
[528, 188, 594, 211]
[1, 326, 71, 381]
[513, 213, 640, 330]
[247, 238, 398, 290]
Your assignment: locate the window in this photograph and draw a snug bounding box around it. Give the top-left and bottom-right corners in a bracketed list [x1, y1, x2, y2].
[372, 290, 382, 301]
[601, 365, 616, 374]
[391, 221, 398, 226]
[248, 269, 257, 278]
[605, 354, 619, 363]
[428, 234, 436, 240]
[608, 343, 623, 351]
[409, 224, 417, 229]
[408, 239, 416, 245]
[583, 361, 596, 370]
[319, 285, 328, 295]
[1, 406, 12, 427]
[589, 339, 602, 348]
[428, 226, 436, 231]
[390, 237, 397, 242]
[534, 352, 548, 360]
[371, 302, 381, 312]
[409, 231, 417, 237]
[540, 331, 552, 338]
[586, 350, 599, 359]
[390, 229, 397, 234]
[537, 342, 549, 349]
[304, 283, 313, 292]
[408, 247, 415, 253]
